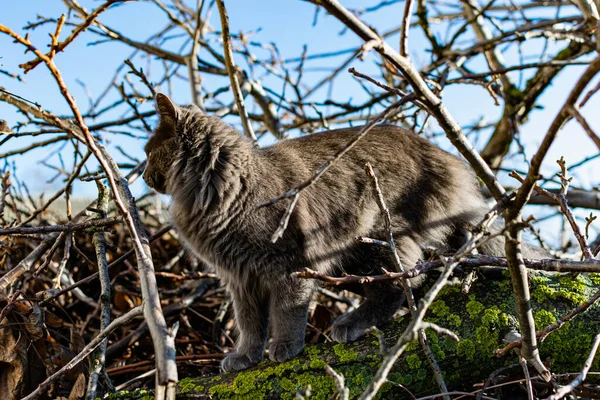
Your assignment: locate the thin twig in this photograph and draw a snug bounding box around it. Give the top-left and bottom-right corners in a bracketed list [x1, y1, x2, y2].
[85, 181, 111, 400]
[510, 168, 593, 260]
[0, 216, 122, 235]
[21, 306, 144, 400]
[399, 0, 415, 57]
[325, 365, 350, 400]
[215, 0, 256, 142]
[21, 0, 127, 72]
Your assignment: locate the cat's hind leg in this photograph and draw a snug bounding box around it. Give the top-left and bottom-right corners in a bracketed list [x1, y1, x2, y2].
[330, 281, 405, 342]
[330, 237, 420, 343]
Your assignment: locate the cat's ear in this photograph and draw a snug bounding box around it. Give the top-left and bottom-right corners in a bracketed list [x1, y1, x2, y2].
[155, 93, 178, 125]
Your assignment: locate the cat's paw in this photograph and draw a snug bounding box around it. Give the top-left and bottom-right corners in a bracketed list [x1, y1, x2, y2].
[268, 340, 304, 362]
[330, 314, 368, 343]
[221, 352, 260, 372]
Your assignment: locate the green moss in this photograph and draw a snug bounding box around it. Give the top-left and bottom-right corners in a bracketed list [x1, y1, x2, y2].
[273, 360, 302, 379]
[416, 369, 428, 381]
[209, 384, 235, 397]
[209, 373, 273, 400]
[405, 353, 423, 369]
[532, 278, 587, 306]
[472, 307, 510, 356]
[178, 378, 195, 393]
[332, 343, 359, 362]
[309, 358, 326, 369]
[431, 343, 446, 361]
[280, 393, 293, 400]
[558, 275, 587, 292]
[429, 299, 462, 327]
[397, 372, 413, 386]
[352, 373, 366, 387]
[404, 339, 419, 352]
[589, 273, 600, 285]
[305, 345, 327, 369]
[429, 300, 450, 317]
[279, 377, 295, 392]
[535, 309, 557, 330]
[424, 298, 462, 328]
[555, 275, 588, 305]
[341, 364, 376, 398]
[178, 377, 204, 394]
[556, 290, 586, 305]
[194, 385, 204, 393]
[480, 306, 505, 326]
[425, 330, 439, 344]
[540, 321, 596, 371]
[438, 336, 458, 354]
[207, 357, 306, 399]
[475, 325, 498, 355]
[294, 373, 335, 400]
[232, 371, 263, 395]
[496, 279, 512, 292]
[466, 299, 485, 318]
[532, 284, 555, 303]
[437, 284, 460, 297]
[456, 339, 476, 361]
[107, 389, 154, 400]
[447, 314, 462, 327]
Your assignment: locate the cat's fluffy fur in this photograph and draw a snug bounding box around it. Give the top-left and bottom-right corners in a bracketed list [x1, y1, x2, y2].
[143, 93, 542, 372]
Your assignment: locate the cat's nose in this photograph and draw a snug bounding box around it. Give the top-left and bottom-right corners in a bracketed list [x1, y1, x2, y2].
[144, 172, 167, 194]
[142, 171, 154, 187]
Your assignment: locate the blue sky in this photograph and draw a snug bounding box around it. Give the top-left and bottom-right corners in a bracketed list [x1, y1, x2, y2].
[1, 0, 599, 246]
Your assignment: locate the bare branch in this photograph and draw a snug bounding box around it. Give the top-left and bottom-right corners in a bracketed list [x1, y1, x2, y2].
[21, 306, 144, 400]
[215, 0, 256, 142]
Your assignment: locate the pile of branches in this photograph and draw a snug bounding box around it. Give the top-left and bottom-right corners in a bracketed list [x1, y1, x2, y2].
[0, 202, 356, 399]
[0, 209, 219, 398]
[2, 0, 600, 399]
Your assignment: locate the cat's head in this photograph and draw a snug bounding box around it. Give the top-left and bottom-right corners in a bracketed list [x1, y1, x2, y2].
[143, 93, 201, 194]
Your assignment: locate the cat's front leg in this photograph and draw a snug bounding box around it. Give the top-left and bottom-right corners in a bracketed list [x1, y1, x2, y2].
[268, 277, 315, 362]
[221, 283, 269, 372]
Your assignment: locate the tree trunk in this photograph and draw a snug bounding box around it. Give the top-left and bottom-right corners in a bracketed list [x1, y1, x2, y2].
[118, 271, 600, 399]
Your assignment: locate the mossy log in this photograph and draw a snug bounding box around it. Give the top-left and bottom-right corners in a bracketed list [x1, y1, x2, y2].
[114, 272, 600, 399]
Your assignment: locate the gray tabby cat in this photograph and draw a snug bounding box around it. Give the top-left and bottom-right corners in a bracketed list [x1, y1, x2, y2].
[143, 93, 543, 372]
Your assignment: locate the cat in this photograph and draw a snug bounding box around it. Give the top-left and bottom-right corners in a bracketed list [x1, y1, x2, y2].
[142, 93, 545, 372]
